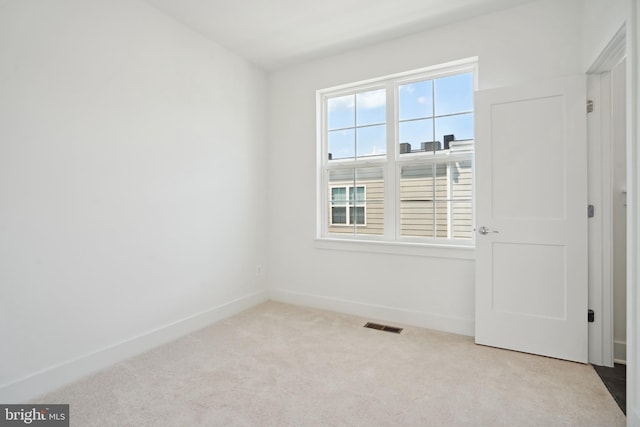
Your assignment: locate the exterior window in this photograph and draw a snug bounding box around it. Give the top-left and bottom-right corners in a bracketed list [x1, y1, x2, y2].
[327, 167, 384, 236]
[318, 59, 476, 245]
[330, 186, 366, 225]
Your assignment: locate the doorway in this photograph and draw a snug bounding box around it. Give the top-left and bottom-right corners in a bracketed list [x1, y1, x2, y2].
[586, 25, 627, 415]
[611, 57, 627, 367]
[587, 25, 627, 369]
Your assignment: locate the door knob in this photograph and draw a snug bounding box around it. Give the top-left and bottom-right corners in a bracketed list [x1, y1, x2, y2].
[478, 226, 499, 235]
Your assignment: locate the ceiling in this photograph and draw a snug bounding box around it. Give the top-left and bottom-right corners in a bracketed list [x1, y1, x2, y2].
[145, 0, 536, 70]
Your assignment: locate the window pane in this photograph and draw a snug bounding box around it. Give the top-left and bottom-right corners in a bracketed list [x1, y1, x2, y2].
[399, 80, 433, 120]
[356, 124, 386, 158]
[328, 95, 354, 130]
[435, 113, 474, 143]
[357, 198, 383, 235]
[332, 207, 347, 224]
[356, 167, 384, 236]
[401, 200, 435, 237]
[351, 206, 365, 225]
[451, 201, 473, 239]
[328, 170, 354, 233]
[399, 119, 434, 153]
[328, 169, 355, 184]
[449, 159, 473, 240]
[356, 89, 386, 126]
[435, 201, 449, 238]
[400, 164, 434, 237]
[351, 186, 365, 202]
[451, 160, 473, 200]
[332, 187, 347, 203]
[399, 160, 471, 239]
[434, 163, 448, 199]
[434, 73, 473, 116]
[327, 167, 383, 236]
[328, 129, 355, 160]
[330, 186, 348, 226]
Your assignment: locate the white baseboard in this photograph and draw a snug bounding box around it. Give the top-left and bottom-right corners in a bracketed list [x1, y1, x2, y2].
[630, 407, 640, 427]
[614, 339, 627, 364]
[0, 290, 268, 404]
[269, 288, 474, 337]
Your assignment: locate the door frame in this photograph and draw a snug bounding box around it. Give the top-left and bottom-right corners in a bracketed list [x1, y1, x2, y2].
[586, 24, 626, 367]
[628, 2, 639, 423]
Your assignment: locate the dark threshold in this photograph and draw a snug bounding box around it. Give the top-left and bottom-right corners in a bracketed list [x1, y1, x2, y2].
[593, 363, 626, 415]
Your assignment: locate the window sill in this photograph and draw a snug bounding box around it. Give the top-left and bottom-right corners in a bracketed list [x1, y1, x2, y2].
[314, 237, 476, 260]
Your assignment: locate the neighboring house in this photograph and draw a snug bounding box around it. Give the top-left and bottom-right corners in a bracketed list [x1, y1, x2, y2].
[328, 153, 473, 239]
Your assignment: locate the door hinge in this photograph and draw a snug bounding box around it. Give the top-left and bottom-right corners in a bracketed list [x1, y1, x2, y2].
[586, 99, 594, 113]
[588, 309, 595, 323]
[588, 204, 595, 218]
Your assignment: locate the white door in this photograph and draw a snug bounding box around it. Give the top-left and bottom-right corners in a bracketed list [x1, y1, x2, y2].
[474, 75, 588, 363]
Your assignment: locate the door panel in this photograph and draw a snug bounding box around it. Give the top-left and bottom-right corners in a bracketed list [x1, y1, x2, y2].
[492, 243, 566, 319]
[490, 96, 566, 220]
[475, 75, 588, 363]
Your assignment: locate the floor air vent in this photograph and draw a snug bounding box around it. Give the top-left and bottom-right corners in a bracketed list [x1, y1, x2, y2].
[364, 322, 403, 334]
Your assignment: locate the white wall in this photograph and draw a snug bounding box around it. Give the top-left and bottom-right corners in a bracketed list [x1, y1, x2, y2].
[582, 0, 628, 71]
[0, 0, 268, 402]
[267, 0, 583, 335]
[629, 2, 640, 424]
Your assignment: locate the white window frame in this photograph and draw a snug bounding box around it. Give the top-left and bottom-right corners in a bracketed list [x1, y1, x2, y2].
[316, 57, 478, 250]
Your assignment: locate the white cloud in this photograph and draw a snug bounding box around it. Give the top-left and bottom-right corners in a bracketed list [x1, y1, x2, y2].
[401, 84, 416, 94]
[357, 89, 385, 109]
[328, 95, 354, 112]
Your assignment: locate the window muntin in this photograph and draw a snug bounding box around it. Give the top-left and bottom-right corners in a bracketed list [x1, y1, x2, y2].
[319, 60, 476, 246]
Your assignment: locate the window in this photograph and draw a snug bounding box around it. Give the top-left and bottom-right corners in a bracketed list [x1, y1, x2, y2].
[330, 185, 366, 226]
[327, 168, 383, 236]
[318, 59, 476, 246]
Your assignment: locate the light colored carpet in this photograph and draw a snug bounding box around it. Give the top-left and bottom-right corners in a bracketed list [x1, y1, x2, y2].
[39, 301, 625, 426]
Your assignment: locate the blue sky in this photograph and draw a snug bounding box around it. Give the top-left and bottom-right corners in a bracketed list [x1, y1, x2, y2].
[328, 90, 387, 159]
[327, 72, 473, 159]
